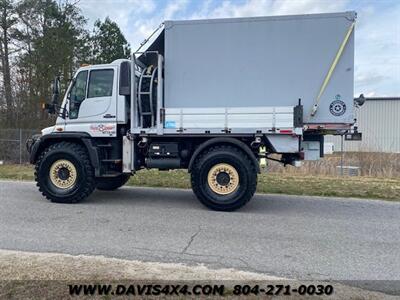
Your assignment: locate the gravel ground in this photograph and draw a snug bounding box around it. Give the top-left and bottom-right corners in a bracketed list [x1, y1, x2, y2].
[0, 250, 397, 299]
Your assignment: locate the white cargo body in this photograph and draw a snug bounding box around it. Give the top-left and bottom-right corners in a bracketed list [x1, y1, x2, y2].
[140, 11, 355, 130]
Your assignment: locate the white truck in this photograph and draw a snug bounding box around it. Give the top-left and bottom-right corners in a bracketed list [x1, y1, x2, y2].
[27, 11, 362, 211]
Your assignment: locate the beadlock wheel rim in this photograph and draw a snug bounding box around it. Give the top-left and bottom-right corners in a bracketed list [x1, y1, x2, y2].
[207, 163, 239, 195]
[49, 159, 77, 189]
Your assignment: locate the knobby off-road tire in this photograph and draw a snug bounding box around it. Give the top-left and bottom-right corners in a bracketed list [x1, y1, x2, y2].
[35, 142, 96, 203]
[191, 145, 257, 211]
[96, 174, 130, 191]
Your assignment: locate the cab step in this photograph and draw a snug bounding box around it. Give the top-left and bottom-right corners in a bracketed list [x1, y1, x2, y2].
[101, 159, 122, 164]
[99, 172, 122, 177]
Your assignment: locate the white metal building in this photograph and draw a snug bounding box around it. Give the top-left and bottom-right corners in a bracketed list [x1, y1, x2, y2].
[325, 97, 400, 153]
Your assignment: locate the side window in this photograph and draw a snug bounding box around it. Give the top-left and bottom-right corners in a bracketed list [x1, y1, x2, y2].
[69, 70, 88, 119]
[87, 69, 114, 98]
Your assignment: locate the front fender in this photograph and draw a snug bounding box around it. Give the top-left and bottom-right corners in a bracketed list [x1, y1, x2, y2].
[27, 132, 98, 171]
[26, 134, 41, 163]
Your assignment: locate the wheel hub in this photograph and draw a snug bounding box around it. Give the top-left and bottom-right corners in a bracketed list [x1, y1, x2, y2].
[49, 159, 77, 189]
[207, 163, 239, 195]
[216, 172, 230, 186]
[57, 167, 70, 181]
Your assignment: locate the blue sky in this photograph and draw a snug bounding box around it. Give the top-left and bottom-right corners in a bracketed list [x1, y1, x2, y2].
[78, 0, 399, 96]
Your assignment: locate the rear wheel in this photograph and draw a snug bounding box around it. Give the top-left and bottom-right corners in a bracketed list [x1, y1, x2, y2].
[35, 142, 96, 203]
[96, 174, 130, 191]
[191, 145, 257, 211]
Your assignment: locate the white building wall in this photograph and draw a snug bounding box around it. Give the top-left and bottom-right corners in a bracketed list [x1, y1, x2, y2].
[325, 99, 400, 153]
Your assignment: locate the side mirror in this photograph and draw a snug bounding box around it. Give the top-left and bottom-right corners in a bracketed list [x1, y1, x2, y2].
[52, 77, 60, 94]
[354, 94, 366, 107]
[51, 76, 61, 106]
[119, 61, 131, 95]
[42, 102, 55, 114]
[44, 76, 64, 117]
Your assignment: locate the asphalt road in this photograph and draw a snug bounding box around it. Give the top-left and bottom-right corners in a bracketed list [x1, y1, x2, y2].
[1, 180, 399, 294]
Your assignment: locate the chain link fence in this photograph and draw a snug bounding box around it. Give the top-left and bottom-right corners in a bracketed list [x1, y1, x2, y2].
[0, 129, 39, 164]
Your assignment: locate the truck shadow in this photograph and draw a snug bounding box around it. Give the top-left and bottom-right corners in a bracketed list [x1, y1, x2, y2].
[86, 186, 202, 209]
[85, 186, 358, 216]
[85, 186, 281, 213]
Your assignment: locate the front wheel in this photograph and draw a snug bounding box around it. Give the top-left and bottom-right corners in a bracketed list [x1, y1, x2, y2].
[191, 145, 257, 211]
[35, 142, 96, 203]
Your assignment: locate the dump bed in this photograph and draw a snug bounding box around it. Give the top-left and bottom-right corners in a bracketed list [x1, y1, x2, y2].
[140, 11, 356, 130]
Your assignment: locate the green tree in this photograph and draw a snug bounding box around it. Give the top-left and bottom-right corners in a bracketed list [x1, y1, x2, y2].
[14, 0, 89, 128]
[0, 1, 129, 129]
[91, 17, 130, 64]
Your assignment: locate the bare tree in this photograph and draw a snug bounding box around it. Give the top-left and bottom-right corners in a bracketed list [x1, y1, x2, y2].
[0, 0, 17, 125]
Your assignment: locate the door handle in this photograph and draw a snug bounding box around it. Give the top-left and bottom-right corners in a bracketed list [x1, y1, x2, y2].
[103, 114, 115, 119]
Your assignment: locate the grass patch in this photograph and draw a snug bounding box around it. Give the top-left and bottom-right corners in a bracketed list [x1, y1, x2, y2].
[0, 164, 34, 181]
[1, 164, 399, 201]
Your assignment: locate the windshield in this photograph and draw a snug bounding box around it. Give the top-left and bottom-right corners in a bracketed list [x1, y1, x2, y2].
[68, 70, 88, 119]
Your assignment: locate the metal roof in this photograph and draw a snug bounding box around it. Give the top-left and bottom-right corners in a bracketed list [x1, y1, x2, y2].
[364, 97, 400, 101]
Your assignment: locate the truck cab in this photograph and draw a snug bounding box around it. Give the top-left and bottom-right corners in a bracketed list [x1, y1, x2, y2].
[45, 60, 132, 137]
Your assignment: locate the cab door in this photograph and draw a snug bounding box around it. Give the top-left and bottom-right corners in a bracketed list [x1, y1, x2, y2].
[65, 66, 118, 137]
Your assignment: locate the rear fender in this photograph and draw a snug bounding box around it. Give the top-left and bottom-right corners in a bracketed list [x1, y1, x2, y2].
[188, 137, 260, 173]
